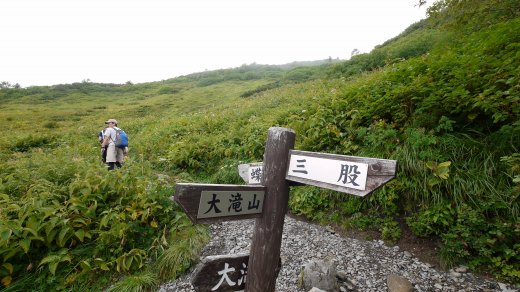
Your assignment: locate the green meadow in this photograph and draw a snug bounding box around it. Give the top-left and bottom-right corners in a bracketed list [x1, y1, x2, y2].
[1, 0, 519, 290]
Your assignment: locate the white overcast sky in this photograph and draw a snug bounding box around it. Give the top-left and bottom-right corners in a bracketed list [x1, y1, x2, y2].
[0, 0, 432, 87]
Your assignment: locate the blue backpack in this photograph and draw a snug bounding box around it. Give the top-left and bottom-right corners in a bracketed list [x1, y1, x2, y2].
[114, 128, 129, 149]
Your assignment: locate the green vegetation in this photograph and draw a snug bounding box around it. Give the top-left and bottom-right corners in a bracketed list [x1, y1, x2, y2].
[0, 0, 519, 289]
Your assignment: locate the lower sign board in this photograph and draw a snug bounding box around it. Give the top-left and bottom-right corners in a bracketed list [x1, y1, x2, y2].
[191, 253, 281, 292]
[174, 183, 266, 223]
[286, 150, 397, 196]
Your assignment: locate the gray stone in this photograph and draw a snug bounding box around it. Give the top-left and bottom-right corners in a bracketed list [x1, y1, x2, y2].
[455, 266, 468, 273]
[450, 271, 462, 278]
[336, 271, 348, 281]
[387, 274, 413, 292]
[158, 216, 514, 292]
[344, 281, 355, 290]
[499, 282, 518, 292]
[302, 260, 338, 291]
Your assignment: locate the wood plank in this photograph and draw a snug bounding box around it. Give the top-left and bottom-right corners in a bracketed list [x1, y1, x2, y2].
[191, 253, 281, 292]
[173, 183, 266, 224]
[238, 162, 304, 187]
[238, 163, 263, 185]
[285, 150, 397, 196]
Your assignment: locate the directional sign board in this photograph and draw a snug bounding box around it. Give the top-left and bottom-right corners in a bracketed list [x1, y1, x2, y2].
[238, 162, 304, 187]
[192, 253, 249, 292]
[191, 253, 281, 292]
[172, 127, 398, 292]
[174, 183, 266, 223]
[238, 163, 263, 185]
[286, 150, 397, 196]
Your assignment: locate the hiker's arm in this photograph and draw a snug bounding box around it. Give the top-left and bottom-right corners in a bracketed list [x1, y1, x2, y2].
[101, 136, 110, 148]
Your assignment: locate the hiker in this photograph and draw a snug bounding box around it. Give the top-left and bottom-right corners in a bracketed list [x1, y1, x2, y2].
[101, 119, 125, 170]
[98, 125, 108, 163]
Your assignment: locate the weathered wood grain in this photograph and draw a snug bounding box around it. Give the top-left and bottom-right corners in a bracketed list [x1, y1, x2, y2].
[246, 127, 295, 292]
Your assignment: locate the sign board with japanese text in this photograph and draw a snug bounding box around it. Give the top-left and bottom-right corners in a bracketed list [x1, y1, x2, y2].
[238, 163, 263, 185]
[172, 127, 398, 292]
[191, 253, 281, 292]
[238, 162, 304, 187]
[286, 150, 397, 196]
[174, 183, 265, 224]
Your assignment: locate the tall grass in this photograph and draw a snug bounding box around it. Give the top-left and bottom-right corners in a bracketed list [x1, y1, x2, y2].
[155, 225, 209, 280]
[107, 271, 159, 292]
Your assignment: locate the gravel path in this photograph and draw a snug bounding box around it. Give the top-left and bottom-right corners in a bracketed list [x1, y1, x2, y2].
[159, 216, 518, 292]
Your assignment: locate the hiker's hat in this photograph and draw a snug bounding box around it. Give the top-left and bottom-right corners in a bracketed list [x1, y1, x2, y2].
[105, 119, 118, 125]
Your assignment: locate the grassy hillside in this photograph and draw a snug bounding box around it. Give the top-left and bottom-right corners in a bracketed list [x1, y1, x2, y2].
[1, 0, 519, 290]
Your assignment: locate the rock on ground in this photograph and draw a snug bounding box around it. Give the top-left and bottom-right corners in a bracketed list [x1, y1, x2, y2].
[159, 216, 518, 292]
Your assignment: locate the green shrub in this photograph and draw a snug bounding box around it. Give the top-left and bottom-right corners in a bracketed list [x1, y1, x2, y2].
[211, 162, 244, 184]
[440, 204, 519, 282]
[380, 219, 401, 244]
[289, 187, 334, 221]
[157, 86, 179, 95]
[343, 212, 376, 231]
[0, 161, 205, 289]
[240, 82, 281, 98]
[407, 203, 456, 237]
[43, 121, 59, 129]
[10, 135, 58, 152]
[342, 213, 401, 244]
[338, 197, 363, 216]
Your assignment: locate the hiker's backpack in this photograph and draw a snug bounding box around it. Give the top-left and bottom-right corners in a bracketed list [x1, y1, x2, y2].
[114, 128, 129, 149]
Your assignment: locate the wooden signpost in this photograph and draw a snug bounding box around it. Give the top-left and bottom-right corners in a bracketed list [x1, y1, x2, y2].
[174, 183, 266, 224]
[238, 163, 263, 185]
[286, 149, 397, 196]
[191, 253, 282, 292]
[246, 127, 295, 292]
[172, 127, 397, 292]
[191, 254, 249, 292]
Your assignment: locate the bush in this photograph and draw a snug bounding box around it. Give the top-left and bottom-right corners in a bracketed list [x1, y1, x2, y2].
[380, 219, 401, 244]
[0, 162, 207, 289]
[407, 203, 455, 237]
[289, 187, 334, 222]
[157, 86, 179, 95]
[440, 205, 519, 282]
[240, 82, 281, 98]
[10, 135, 58, 152]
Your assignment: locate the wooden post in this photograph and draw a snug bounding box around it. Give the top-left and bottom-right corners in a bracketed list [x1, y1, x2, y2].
[245, 127, 295, 292]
